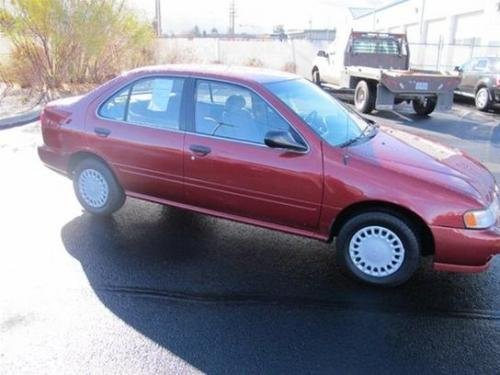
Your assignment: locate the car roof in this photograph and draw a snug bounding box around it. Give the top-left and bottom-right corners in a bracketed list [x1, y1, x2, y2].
[125, 64, 299, 85]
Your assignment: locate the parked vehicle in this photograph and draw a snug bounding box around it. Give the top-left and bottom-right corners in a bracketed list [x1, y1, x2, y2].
[312, 31, 461, 115]
[38, 65, 499, 287]
[454, 57, 500, 111]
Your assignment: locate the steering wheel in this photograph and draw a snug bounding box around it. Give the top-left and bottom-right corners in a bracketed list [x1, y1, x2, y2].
[304, 110, 328, 135]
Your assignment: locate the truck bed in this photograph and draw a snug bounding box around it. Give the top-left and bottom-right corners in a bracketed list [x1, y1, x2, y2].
[345, 66, 461, 94]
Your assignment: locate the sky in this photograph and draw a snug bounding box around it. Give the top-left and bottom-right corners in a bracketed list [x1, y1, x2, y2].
[128, 0, 385, 34]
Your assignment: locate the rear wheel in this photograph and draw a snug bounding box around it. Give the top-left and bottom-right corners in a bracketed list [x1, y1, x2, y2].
[73, 158, 125, 215]
[335, 212, 421, 287]
[412, 97, 436, 116]
[475, 87, 491, 111]
[354, 80, 376, 114]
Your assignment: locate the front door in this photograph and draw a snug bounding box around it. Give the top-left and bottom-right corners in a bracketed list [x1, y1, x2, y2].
[183, 79, 323, 229]
[85, 76, 187, 202]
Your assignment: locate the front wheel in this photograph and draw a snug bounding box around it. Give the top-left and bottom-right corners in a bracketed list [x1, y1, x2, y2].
[312, 69, 321, 85]
[73, 158, 125, 215]
[412, 97, 436, 116]
[335, 212, 421, 287]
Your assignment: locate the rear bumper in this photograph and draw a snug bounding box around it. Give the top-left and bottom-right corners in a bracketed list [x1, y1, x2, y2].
[38, 145, 69, 176]
[431, 225, 500, 273]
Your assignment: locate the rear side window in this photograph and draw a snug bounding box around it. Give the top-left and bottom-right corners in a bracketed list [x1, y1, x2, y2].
[98, 77, 185, 130]
[99, 86, 129, 121]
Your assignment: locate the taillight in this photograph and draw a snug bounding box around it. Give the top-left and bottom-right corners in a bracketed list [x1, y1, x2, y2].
[41, 107, 71, 127]
[40, 107, 71, 147]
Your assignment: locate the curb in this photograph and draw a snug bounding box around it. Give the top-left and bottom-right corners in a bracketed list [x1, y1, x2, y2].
[0, 107, 41, 130]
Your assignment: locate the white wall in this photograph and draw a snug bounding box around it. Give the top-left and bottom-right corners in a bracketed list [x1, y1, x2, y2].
[352, 0, 500, 46]
[351, 0, 500, 69]
[155, 38, 330, 78]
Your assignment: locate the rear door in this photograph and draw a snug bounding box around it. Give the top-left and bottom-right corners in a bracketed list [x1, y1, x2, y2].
[85, 75, 188, 202]
[183, 78, 323, 229]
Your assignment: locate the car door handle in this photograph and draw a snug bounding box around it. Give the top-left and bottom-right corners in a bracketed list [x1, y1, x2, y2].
[189, 144, 211, 156]
[94, 127, 111, 137]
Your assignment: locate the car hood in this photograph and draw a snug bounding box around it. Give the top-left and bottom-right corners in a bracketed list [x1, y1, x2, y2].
[349, 126, 497, 204]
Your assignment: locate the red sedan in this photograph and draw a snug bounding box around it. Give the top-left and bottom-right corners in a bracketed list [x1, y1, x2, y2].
[38, 65, 500, 286]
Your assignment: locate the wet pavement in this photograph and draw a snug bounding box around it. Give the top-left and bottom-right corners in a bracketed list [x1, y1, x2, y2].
[0, 101, 499, 374]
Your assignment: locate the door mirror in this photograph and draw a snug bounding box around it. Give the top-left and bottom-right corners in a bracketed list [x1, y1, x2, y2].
[317, 50, 328, 58]
[454, 65, 463, 73]
[264, 131, 307, 152]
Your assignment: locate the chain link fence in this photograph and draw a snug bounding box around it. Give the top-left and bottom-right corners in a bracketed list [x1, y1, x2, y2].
[409, 42, 500, 71]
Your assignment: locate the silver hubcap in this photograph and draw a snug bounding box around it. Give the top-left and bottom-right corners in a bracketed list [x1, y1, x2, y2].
[78, 169, 109, 208]
[349, 226, 405, 277]
[476, 89, 488, 108]
[356, 88, 366, 104]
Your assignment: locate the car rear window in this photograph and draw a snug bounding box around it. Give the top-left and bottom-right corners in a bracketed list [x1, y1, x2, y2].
[352, 38, 400, 55]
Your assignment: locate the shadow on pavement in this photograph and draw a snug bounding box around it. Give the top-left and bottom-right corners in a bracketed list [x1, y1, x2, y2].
[369, 108, 500, 145]
[60, 200, 500, 373]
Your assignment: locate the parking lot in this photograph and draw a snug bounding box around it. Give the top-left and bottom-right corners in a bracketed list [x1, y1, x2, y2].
[0, 98, 499, 374]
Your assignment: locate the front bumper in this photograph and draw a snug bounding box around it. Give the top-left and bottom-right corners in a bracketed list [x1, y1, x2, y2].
[431, 225, 500, 272]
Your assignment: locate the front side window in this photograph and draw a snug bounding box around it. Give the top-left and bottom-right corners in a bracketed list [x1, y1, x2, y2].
[99, 77, 185, 130]
[194, 79, 298, 145]
[265, 78, 372, 147]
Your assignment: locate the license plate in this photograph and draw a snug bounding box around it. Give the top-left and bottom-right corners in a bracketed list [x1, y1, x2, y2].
[415, 82, 429, 90]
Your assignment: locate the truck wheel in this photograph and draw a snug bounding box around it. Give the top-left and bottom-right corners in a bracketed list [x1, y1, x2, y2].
[312, 69, 321, 86]
[354, 80, 375, 114]
[335, 212, 421, 287]
[475, 87, 491, 111]
[73, 158, 125, 216]
[412, 97, 436, 116]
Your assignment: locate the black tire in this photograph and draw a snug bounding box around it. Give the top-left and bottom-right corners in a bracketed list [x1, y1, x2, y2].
[475, 87, 491, 111]
[312, 68, 321, 85]
[72, 158, 125, 216]
[354, 80, 376, 114]
[335, 212, 421, 287]
[412, 97, 436, 116]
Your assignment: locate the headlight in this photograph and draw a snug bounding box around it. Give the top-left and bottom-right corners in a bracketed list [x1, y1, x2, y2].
[464, 194, 499, 229]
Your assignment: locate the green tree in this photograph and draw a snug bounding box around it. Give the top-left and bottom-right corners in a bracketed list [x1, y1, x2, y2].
[0, 0, 155, 95]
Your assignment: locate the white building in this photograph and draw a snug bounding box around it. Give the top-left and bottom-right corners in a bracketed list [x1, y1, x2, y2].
[350, 0, 500, 69]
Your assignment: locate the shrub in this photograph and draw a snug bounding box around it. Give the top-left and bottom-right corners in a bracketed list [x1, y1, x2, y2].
[281, 62, 296, 73]
[0, 0, 155, 96]
[244, 57, 264, 67]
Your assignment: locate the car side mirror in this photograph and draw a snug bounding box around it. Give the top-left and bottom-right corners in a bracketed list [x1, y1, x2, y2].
[454, 66, 463, 73]
[317, 50, 328, 58]
[264, 130, 307, 152]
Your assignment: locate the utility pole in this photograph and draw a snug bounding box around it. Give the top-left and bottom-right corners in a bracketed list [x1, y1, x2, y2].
[418, 0, 426, 43]
[228, 0, 236, 35]
[155, 0, 162, 37]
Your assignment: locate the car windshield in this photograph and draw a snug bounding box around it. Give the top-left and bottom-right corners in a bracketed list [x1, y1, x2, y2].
[265, 78, 373, 147]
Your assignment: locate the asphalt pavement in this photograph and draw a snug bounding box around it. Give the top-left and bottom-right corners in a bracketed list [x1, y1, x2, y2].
[0, 99, 499, 374]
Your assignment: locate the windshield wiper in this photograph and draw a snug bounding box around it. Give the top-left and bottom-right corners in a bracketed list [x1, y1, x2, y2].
[338, 121, 378, 148]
